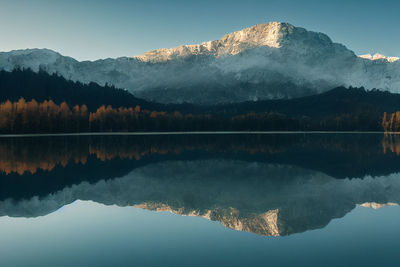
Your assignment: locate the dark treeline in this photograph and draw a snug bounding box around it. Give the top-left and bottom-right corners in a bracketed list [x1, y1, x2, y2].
[0, 98, 299, 133]
[0, 98, 386, 133]
[3, 69, 400, 118]
[1, 69, 400, 132]
[210, 86, 400, 117]
[0, 68, 171, 112]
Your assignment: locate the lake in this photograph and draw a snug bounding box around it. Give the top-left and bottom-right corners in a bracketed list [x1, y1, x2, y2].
[0, 133, 399, 267]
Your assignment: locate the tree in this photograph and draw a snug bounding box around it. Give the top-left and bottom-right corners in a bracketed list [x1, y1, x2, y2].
[382, 112, 388, 132]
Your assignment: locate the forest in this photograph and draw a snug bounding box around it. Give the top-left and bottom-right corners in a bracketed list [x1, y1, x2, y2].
[0, 98, 297, 133]
[0, 68, 166, 112]
[0, 97, 386, 133]
[0, 68, 398, 133]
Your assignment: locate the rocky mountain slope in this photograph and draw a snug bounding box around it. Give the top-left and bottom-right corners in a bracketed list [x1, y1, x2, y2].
[0, 22, 399, 104]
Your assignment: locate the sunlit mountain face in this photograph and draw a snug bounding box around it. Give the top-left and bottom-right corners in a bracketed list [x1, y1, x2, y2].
[0, 134, 399, 236]
[1, 22, 399, 104]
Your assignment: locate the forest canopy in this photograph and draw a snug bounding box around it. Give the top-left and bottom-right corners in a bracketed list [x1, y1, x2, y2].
[0, 69, 399, 133]
[0, 97, 389, 133]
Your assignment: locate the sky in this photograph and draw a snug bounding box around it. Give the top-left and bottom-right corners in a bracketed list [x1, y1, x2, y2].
[0, 0, 399, 61]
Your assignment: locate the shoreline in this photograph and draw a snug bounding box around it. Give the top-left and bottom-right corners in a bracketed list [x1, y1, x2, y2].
[0, 131, 391, 138]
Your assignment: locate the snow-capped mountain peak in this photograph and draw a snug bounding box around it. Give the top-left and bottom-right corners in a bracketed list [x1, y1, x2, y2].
[0, 22, 399, 104]
[135, 22, 339, 62]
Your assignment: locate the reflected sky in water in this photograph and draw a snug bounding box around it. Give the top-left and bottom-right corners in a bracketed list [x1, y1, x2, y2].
[1, 201, 399, 267]
[0, 134, 399, 266]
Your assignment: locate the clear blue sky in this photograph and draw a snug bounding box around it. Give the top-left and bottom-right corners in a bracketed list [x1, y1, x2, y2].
[1, 0, 399, 61]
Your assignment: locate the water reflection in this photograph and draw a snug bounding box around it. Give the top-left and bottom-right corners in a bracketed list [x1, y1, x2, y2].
[0, 134, 399, 236]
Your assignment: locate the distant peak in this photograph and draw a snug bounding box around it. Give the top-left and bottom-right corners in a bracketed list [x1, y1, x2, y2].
[359, 53, 399, 62]
[360, 202, 399, 209]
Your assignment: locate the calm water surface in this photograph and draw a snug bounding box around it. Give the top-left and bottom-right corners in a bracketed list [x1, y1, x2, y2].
[0, 134, 399, 267]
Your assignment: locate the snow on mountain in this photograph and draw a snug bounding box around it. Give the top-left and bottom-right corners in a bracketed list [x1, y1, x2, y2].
[0, 22, 399, 104]
[1, 160, 400, 236]
[359, 53, 399, 63]
[136, 22, 351, 62]
[136, 22, 322, 61]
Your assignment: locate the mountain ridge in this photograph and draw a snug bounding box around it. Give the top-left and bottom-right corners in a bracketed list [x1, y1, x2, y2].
[135, 22, 346, 62]
[0, 21, 399, 104]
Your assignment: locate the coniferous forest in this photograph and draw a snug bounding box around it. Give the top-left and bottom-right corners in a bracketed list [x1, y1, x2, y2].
[0, 69, 399, 133]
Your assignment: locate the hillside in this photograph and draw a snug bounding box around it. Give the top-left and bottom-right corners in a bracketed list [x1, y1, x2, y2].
[207, 87, 400, 117]
[1, 68, 400, 132]
[1, 68, 400, 119]
[0, 68, 163, 112]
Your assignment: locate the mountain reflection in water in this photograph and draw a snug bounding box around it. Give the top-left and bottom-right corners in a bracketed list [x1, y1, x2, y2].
[0, 133, 399, 236]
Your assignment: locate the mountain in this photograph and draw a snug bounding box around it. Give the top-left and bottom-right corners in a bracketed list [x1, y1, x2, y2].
[1, 158, 400, 236]
[0, 22, 399, 104]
